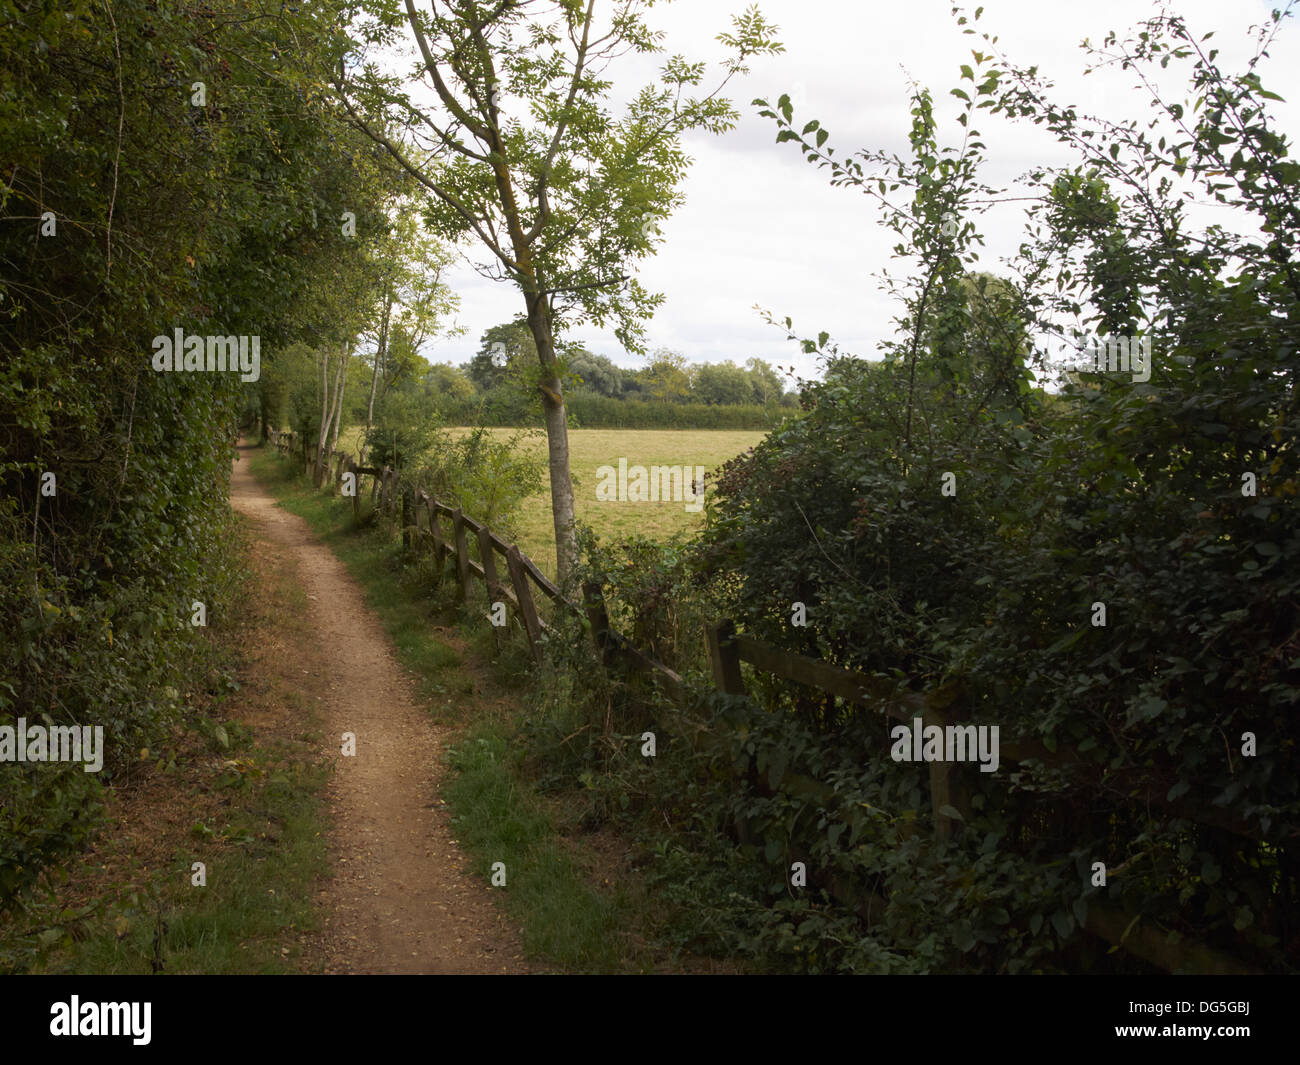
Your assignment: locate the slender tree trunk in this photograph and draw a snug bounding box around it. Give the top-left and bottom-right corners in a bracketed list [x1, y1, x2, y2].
[363, 288, 391, 465]
[317, 349, 330, 481]
[317, 343, 346, 485]
[330, 339, 348, 459]
[489, 139, 578, 583]
[523, 290, 579, 586]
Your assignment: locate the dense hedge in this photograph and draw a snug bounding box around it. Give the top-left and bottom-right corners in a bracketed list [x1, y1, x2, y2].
[525, 12, 1300, 973]
[0, 0, 384, 907]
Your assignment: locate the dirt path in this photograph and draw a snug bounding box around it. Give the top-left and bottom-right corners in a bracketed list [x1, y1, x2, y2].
[230, 443, 530, 974]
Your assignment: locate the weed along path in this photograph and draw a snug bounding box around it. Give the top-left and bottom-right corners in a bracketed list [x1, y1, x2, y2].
[229, 443, 530, 974]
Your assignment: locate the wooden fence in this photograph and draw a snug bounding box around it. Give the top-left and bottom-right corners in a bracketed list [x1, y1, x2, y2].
[265, 429, 1265, 974]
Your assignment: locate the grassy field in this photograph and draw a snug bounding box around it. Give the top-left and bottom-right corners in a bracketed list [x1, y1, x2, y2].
[337, 426, 767, 575]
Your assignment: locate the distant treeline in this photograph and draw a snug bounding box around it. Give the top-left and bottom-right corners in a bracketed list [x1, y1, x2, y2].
[441, 391, 797, 430]
[409, 319, 801, 429]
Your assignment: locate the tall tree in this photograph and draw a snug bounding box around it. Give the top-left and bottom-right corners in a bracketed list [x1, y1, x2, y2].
[640, 347, 692, 403]
[745, 357, 785, 405]
[695, 360, 753, 405]
[334, 0, 782, 582]
[562, 345, 625, 397]
[360, 202, 460, 462]
[467, 320, 537, 392]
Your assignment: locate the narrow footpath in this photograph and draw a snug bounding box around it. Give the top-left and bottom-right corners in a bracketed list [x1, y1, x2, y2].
[231, 443, 530, 974]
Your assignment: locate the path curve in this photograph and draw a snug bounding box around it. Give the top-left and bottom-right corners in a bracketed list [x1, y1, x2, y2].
[231, 443, 530, 974]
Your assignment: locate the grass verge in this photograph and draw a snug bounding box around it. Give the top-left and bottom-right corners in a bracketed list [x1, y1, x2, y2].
[0, 496, 330, 974]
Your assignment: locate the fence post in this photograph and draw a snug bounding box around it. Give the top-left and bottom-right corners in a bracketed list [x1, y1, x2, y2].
[413, 491, 426, 545]
[349, 458, 360, 519]
[477, 527, 505, 651]
[427, 499, 446, 579]
[705, 619, 746, 696]
[507, 545, 543, 663]
[402, 486, 413, 550]
[452, 507, 473, 603]
[582, 580, 614, 666]
[926, 701, 968, 841]
[704, 619, 753, 846]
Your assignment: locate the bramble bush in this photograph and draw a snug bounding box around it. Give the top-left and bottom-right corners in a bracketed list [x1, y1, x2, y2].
[694, 7, 1299, 971]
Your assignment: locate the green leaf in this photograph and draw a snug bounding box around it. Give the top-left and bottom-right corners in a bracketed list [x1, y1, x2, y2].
[1120, 913, 1141, 944]
[767, 747, 789, 788]
[1201, 856, 1222, 885]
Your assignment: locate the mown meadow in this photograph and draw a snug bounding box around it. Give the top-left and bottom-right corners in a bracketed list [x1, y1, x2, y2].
[338, 426, 768, 575]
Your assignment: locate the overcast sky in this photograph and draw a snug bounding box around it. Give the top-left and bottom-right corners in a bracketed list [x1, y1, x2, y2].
[417, 0, 1298, 384]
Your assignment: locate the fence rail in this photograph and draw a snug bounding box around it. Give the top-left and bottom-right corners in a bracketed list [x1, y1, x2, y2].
[264, 428, 1266, 975]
